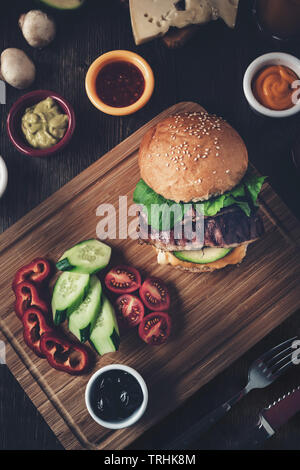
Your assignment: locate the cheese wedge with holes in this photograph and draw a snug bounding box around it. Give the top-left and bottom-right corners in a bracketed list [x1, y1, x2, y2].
[129, 0, 239, 45]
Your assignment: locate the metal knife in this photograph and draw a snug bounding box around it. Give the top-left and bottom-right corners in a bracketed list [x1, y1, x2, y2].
[231, 386, 300, 450]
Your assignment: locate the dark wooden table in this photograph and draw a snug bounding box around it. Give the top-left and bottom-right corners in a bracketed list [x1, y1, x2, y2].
[0, 0, 300, 450]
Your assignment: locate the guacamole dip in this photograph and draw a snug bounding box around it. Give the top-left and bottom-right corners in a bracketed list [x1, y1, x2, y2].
[22, 97, 69, 149]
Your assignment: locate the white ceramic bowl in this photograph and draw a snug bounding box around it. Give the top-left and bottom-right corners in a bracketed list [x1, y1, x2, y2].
[85, 364, 148, 429]
[0, 156, 8, 198]
[243, 52, 300, 118]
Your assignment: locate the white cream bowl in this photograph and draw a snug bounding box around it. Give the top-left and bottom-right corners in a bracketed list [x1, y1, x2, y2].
[85, 364, 148, 430]
[0, 156, 8, 198]
[243, 52, 300, 118]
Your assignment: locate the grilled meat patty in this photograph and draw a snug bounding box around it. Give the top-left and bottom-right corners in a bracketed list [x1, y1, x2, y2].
[138, 205, 264, 251]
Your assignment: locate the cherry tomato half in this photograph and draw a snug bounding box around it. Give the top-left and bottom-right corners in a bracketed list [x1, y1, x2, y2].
[115, 294, 144, 328]
[138, 312, 171, 346]
[105, 265, 142, 294]
[139, 277, 170, 311]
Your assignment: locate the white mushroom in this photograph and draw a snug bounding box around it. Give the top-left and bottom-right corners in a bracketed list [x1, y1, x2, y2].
[19, 10, 56, 48]
[0, 48, 36, 89]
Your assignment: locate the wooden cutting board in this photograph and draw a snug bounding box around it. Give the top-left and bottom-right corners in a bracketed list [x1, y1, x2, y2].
[0, 102, 300, 450]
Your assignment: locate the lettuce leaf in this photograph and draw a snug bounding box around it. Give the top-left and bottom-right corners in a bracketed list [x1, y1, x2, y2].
[133, 174, 266, 231]
[201, 174, 266, 218]
[133, 179, 190, 231]
[244, 174, 266, 206]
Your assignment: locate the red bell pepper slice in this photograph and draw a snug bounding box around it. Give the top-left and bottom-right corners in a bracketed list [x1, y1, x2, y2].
[12, 258, 52, 292]
[22, 308, 53, 358]
[40, 333, 90, 375]
[14, 281, 49, 320]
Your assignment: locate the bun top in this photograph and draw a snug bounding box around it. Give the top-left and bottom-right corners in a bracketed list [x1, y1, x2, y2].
[138, 111, 248, 203]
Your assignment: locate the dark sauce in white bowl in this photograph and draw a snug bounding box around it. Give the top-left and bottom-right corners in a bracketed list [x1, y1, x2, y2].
[89, 369, 144, 422]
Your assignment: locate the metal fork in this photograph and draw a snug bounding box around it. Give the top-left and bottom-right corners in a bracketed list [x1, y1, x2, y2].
[166, 336, 299, 450]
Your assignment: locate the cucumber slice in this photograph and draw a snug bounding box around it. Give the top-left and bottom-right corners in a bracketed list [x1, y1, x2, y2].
[56, 239, 111, 274]
[90, 295, 120, 356]
[68, 275, 102, 342]
[51, 272, 90, 325]
[37, 0, 85, 10]
[174, 247, 232, 264]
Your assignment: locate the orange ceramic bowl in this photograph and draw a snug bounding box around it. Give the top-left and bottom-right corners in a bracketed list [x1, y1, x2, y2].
[85, 50, 155, 116]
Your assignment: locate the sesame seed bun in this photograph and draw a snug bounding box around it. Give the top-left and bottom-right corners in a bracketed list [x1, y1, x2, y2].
[138, 111, 248, 203]
[155, 244, 248, 273]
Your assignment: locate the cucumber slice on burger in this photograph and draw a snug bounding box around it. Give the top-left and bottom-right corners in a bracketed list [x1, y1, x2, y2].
[173, 247, 232, 264]
[37, 0, 85, 10]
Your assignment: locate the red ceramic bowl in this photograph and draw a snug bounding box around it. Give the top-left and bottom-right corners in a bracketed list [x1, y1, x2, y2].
[7, 90, 76, 157]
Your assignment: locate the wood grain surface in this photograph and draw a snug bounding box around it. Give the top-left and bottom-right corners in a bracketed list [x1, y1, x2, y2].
[1, 0, 300, 451]
[0, 102, 299, 450]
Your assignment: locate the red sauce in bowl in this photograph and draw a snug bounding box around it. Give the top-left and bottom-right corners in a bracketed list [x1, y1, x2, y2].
[96, 61, 145, 108]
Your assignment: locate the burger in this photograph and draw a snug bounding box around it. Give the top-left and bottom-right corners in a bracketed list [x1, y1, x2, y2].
[133, 111, 265, 272]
